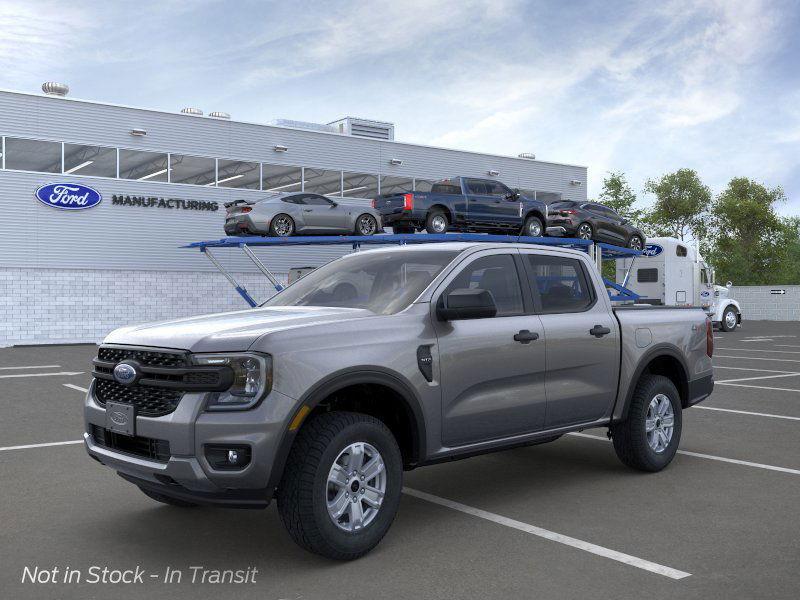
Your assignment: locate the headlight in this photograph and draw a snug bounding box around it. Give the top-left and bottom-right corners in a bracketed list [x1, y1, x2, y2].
[192, 353, 272, 411]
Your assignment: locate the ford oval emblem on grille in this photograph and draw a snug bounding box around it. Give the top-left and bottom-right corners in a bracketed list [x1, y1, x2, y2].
[35, 183, 102, 210]
[109, 411, 128, 426]
[113, 363, 138, 385]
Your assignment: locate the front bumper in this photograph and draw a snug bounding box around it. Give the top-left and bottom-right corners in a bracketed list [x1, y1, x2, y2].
[84, 381, 298, 505]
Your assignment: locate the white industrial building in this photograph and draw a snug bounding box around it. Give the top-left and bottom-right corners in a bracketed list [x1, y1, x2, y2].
[0, 85, 588, 346]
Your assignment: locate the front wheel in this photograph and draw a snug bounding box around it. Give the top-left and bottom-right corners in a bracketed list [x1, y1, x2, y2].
[627, 235, 644, 251]
[611, 374, 682, 472]
[277, 412, 403, 560]
[269, 214, 295, 237]
[721, 307, 738, 332]
[521, 215, 544, 237]
[354, 214, 378, 236]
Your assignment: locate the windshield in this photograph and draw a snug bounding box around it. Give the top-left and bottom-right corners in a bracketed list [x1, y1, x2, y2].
[263, 249, 460, 314]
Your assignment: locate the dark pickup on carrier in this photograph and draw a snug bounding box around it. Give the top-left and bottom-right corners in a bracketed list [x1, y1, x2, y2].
[372, 176, 551, 237]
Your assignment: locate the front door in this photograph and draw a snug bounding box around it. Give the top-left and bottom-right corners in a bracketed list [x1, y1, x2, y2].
[302, 195, 350, 232]
[434, 251, 547, 446]
[520, 250, 619, 428]
[464, 179, 519, 229]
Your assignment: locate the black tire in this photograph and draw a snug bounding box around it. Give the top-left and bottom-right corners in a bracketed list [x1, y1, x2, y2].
[425, 209, 449, 234]
[277, 412, 403, 560]
[576, 222, 593, 240]
[138, 487, 198, 508]
[269, 214, 295, 237]
[611, 374, 682, 472]
[627, 235, 644, 251]
[720, 306, 738, 332]
[521, 215, 544, 237]
[392, 224, 416, 234]
[354, 213, 379, 236]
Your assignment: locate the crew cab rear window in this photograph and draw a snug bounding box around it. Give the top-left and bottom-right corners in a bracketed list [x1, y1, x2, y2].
[524, 254, 594, 313]
[637, 268, 659, 283]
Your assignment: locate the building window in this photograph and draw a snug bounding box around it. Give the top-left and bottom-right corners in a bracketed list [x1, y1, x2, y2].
[170, 154, 216, 186]
[119, 149, 169, 182]
[63, 144, 117, 177]
[414, 178, 436, 192]
[342, 172, 378, 199]
[379, 175, 413, 195]
[304, 168, 342, 196]
[217, 159, 260, 189]
[4, 138, 61, 173]
[262, 164, 302, 193]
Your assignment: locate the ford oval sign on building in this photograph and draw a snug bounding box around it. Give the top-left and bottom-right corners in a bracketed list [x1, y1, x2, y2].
[641, 244, 664, 257]
[35, 183, 102, 210]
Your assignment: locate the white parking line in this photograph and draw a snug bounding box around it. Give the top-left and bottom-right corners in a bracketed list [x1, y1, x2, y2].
[570, 433, 800, 475]
[695, 406, 800, 421]
[403, 487, 691, 580]
[717, 373, 800, 384]
[713, 366, 798, 374]
[0, 364, 61, 370]
[0, 371, 84, 379]
[0, 440, 83, 452]
[716, 382, 800, 393]
[64, 384, 89, 393]
[717, 347, 800, 354]
[714, 355, 800, 364]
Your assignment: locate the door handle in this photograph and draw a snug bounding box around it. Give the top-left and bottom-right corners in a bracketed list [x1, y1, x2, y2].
[589, 325, 611, 338]
[513, 330, 539, 344]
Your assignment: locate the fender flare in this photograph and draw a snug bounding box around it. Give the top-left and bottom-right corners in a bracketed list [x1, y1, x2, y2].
[613, 344, 690, 421]
[266, 367, 427, 496]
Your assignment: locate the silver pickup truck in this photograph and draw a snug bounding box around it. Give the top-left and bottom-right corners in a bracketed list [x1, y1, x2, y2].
[84, 241, 714, 560]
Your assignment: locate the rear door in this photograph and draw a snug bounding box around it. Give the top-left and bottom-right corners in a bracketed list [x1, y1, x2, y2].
[520, 250, 619, 428]
[433, 250, 547, 446]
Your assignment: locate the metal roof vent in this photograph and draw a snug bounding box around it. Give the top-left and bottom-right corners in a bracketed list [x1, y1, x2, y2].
[42, 82, 69, 96]
[209, 111, 230, 119]
[328, 117, 395, 141]
[518, 152, 536, 160]
[180, 107, 204, 116]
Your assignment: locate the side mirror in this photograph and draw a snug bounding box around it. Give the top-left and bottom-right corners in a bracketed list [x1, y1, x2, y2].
[505, 191, 520, 201]
[726, 281, 732, 288]
[329, 201, 338, 208]
[437, 288, 497, 321]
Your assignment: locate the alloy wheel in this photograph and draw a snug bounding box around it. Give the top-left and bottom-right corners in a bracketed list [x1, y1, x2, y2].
[526, 220, 542, 236]
[645, 394, 674, 453]
[431, 215, 448, 233]
[273, 216, 293, 236]
[725, 310, 737, 329]
[577, 224, 592, 239]
[326, 442, 386, 532]
[629, 236, 643, 250]
[358, 215, 377, 235]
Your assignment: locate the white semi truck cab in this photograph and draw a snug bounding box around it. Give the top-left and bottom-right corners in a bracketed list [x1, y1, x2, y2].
[616, 236, 742, 332]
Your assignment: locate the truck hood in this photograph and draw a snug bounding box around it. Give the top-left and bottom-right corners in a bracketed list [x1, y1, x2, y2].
[103, 306, 374, 352]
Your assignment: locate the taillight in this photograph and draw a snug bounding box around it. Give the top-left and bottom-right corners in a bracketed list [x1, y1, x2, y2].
[561, 209, 577, 215]
[706, 318, 713, 357]
[403, 193, 414, 211]
[241, 207, 252, 213]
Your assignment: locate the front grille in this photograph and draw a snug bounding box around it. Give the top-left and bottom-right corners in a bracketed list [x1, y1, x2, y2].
[90, 424, 171, 462]
[97, 346, 187, 368]
[95, 379, 183, 417]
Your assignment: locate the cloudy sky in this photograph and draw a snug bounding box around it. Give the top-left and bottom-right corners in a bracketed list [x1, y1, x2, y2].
[1, 0, 798, 212]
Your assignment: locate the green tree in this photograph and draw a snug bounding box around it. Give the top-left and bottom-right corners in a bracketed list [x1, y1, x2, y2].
[599, 171, 643, 226]
[642, 169, 711, 241]
[706, 177, 790, 285]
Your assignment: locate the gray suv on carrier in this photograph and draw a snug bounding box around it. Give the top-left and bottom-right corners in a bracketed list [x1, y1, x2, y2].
[85, 242, 714, 559]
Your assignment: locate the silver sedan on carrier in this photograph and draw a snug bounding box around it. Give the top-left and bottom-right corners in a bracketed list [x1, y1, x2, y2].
[224, 192, 383, 237]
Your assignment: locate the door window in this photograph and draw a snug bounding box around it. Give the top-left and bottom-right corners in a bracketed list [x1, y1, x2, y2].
[525, 254, 595, 313]
[465, 179, 490, 195]
[444, 254, 524, 317]
[484, 181, 512, 197]
[304, 194, 336, 206]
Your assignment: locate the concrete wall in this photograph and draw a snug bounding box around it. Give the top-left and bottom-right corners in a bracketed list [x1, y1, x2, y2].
[730, 286, 800, 322]
[0, 268, 284, 347]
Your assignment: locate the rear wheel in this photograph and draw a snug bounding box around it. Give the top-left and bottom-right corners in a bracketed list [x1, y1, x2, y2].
[627, 235, 644, 251]
[721, 307, 738, 332]
[138, 487, 198, 508]
[521, 215, 544, 237]
[576, 222, 593, 240]
[277, 412, 403, 560]
[269, 214, 295, 237]
[425, 210, 449, 234]
[611, 374, 682, 472]
[354, 214, 378, 236]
